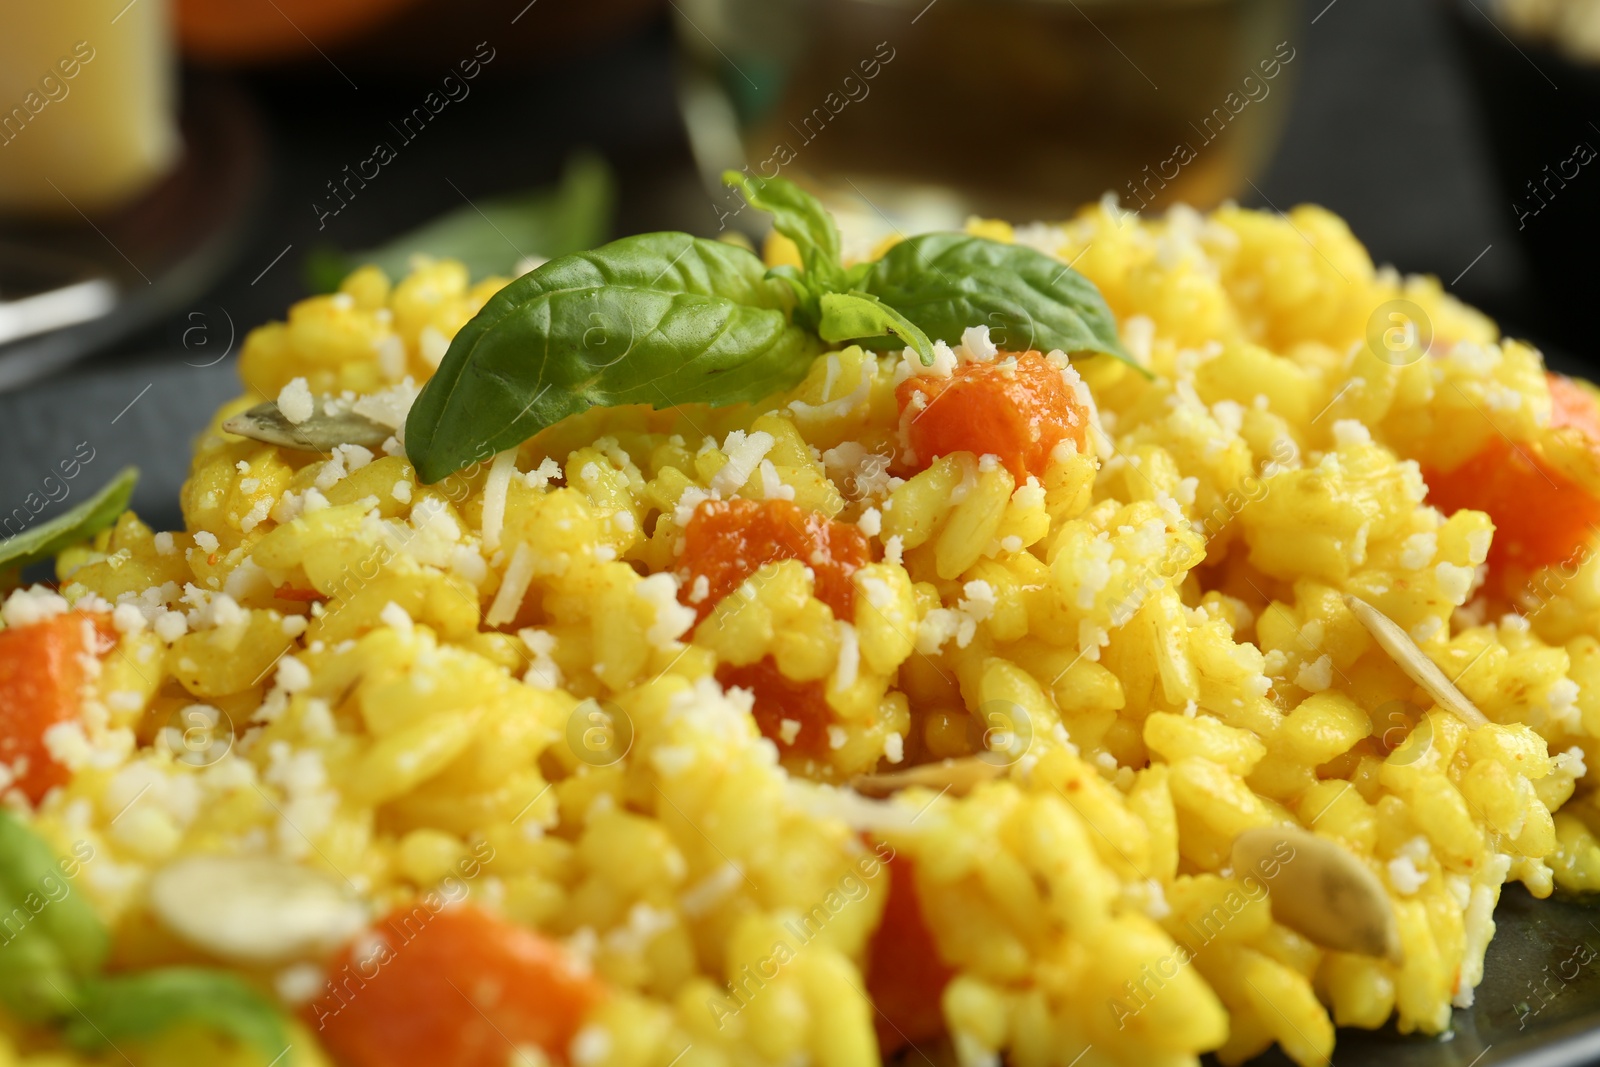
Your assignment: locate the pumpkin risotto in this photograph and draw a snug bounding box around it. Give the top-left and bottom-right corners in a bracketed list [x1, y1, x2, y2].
[3, 193, 1600, 1067]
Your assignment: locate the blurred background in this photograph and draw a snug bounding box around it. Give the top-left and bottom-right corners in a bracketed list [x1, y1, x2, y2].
[0, 0, 1594, 532]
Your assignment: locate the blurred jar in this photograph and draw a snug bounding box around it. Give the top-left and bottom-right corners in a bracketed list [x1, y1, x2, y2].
[0, 0, 180, 216]
[676, 0, 1299, 232]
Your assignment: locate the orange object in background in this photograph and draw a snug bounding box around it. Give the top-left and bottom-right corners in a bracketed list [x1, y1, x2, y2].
[176, 0, 423, 62]
[176, 0, 664, 68]
[0, 612, 111, 803]
[1423, 373, 1600, 585]
[896, 351, 1089, 481]
[309, 905, 605, 1067]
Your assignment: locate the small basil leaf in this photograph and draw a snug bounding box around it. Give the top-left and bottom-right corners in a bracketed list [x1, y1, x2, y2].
[0, 812, 107, 1022]
[765, 264, 821, 328]
[0, 467, 138, 575]
[0, 813, 106, 981]
[308, 151, 615, 290]
[303, 247, 353, 296]
[858, 234, 1139, 371]
[818, 291, 933, 365]
[0, 921, 77, 1022]
[406, 283, 820, 483]
[64, 968, 291, 1061]
[722, 171, 845, 291]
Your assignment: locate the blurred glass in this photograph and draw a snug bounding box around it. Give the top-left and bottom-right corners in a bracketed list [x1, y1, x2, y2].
[1446, 0, 1600, 346]
[0, 0, 180, 217]
[675, 0, 1299, 234]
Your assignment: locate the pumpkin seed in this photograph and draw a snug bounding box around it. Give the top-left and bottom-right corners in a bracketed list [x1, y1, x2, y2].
[148, 855, 367, 966]
[852, 757, 1008, 799]
[222, 399, 393, 453]
[1232, 823, 1402, 963]
[1345, 595, 1488, 727]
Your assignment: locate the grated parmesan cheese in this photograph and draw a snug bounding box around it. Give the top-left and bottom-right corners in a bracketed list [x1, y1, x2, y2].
[375, 335, 406, 381]
[710, 430, 775, 496]
[2, 587, 70, 628]
[636, 573, 695, 647]
[418, 326, 449, 368]
[378, 601, 413, 635]
[835, 621, 860, 690]
[1331, 419, 1372, 447]
[277, 378, 314, 424]
[517, 628, 563, 689]
[485, 544, 536, 627]
[1400, 532, 1437, 571]
[858, 506, 882, 538]
[1294, 655, 1333, 692]
[481, 449, 519, 552]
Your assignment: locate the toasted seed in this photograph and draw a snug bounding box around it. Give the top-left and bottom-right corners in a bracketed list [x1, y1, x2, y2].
[1232, 823, 1402, 963]
[148, 855, 367, 966]
[1345, 595, 1488, 728]
[222, 399, 393, 453]
[852, 757, 1008, 799]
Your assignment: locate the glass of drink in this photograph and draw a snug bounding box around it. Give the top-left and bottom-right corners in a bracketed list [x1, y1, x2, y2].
[675, 0, 1300, 237]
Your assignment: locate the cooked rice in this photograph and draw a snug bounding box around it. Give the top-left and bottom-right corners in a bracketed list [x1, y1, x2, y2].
[6, 196, 1600, 1067]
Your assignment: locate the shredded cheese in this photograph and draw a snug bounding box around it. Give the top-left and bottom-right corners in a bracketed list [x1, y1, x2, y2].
[485, 544, 536, 627]
[481, 449, 519, 552]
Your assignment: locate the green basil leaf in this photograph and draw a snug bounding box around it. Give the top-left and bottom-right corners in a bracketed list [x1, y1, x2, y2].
[0, 467, 138, 575]
[722, 171, 845, 291]
[307, 151, 615, 290]
[0, 812, 107, 1022]
[406, 234, 820, 483]
[64, 968, 291, 1062]
[0, 813, 106, 979]
[859, 234, 1139, 371]
[841, 261, 873, 289]
[0, 920, 77, 1022]
[469, 231, 793, 311]
[818, 291, 932, 365]
[764, 264, 821, 328]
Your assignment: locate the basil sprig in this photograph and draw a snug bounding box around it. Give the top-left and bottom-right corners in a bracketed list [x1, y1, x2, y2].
[726, 170, 846, 293]
[0, 813, 106, 1020]
[0, 811, 290, 1062]
[725, 170, 1131, 368]
[405, 173, 1133, 483]
[0, 467, 138, 576]
[65, 969, 290, 1060]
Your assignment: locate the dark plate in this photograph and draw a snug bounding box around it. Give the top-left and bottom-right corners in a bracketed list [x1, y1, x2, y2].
[1233, 884, 1600, 1067]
